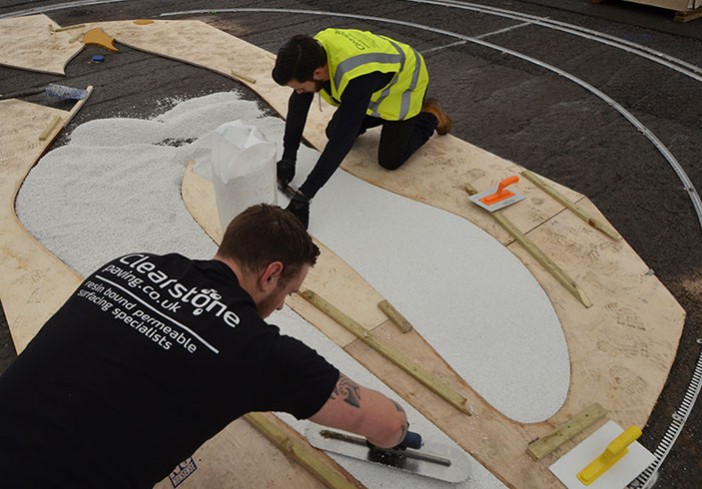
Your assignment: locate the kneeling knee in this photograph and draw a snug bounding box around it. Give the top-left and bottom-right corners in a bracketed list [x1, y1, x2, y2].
[378, 155, 404, 170]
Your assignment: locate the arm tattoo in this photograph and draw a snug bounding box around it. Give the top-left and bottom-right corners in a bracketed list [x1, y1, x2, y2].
[331, 374, 362, 408]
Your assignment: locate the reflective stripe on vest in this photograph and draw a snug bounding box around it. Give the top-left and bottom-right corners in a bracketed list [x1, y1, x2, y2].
[315, 29, 428, 121]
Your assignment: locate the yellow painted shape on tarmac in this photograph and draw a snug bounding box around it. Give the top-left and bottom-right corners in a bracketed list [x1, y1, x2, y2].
[83, 28, 119, 52]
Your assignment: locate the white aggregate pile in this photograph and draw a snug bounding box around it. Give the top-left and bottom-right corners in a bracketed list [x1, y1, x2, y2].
[17, 92, 263, 276]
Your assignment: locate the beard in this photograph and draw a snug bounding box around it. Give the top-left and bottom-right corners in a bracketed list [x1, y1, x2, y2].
[256, 281, 288, 319]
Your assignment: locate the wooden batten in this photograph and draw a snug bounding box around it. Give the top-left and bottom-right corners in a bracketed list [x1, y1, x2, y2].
[593, 0, 702, 22]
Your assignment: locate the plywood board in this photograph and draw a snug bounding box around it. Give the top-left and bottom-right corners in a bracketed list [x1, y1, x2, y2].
[507, 200, 682, 425]
[154, 414, 352, 489]
[0, 17, 686, 489]
[342, 131, 583, 245]
[621, 0, 696, 11]
[181, 160, 681, 489]
[0, 14, 84, 74]
[0, 99, 82, 351]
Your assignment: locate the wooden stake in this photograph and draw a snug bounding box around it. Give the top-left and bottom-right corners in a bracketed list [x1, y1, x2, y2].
[64, 86, 94, 127]
[377, 299, 413, 333]
[520, 170, 622, 241]
[465, 184, 593, 308]
[54, 24, 86, 32]
[526, 403, 607, 460]
[230, 69, 256, 84]
[36, 86, 93, 143]
[300, 289, 472, 415]
[69, 30, 86, 43]
[244, 413, 362, 489]
[38, 115, 61, 141]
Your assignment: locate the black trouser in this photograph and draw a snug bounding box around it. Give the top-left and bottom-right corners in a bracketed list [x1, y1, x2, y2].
[326, 111, 438, 170]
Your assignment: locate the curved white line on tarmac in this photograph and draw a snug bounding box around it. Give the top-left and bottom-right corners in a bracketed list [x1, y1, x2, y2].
[161, 7, 702, 235]
[407, 0, 702, 80]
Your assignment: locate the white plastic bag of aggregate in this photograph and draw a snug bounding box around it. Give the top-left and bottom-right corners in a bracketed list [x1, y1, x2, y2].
[211, 120, 277, 232]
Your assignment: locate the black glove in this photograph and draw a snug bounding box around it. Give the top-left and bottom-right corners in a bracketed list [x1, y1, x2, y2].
[277, 159, 296, 188]
[285, 192, 310, 229]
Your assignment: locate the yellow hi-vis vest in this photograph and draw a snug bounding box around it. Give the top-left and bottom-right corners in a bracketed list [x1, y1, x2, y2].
[314, 28, 429, 121]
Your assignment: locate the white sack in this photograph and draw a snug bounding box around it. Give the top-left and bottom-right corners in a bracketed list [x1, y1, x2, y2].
[210, 120, 277, 232]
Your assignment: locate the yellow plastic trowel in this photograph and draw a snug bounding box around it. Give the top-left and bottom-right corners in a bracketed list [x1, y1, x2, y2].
[577, 426, 642, 485]
[469, 175, 524, 212]
[549, 421, 655, 489]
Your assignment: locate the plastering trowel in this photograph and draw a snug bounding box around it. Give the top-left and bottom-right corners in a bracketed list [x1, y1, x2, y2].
[469, 175, 524, 212]
[306, 427, 471, 483]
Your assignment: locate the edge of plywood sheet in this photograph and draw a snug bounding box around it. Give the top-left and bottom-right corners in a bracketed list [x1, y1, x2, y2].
[0, 87, 93, 348]
[0, 100, 83, 351]
[506, 198, 685, 421]
[82, 19, 284, 96]
[0, 14, 85, 75]
[152, 414, 356, 489]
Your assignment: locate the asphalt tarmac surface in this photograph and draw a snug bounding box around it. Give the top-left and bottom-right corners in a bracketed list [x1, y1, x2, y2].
[1, 1, 700, 487]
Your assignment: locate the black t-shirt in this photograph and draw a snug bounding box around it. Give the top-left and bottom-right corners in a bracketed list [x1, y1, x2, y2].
[0, 253, 339, 488]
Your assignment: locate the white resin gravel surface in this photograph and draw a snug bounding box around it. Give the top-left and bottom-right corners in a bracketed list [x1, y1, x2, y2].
[18, 92, 568, 431]
[271, 306, 506, 489]
[280, 143, 570, 423]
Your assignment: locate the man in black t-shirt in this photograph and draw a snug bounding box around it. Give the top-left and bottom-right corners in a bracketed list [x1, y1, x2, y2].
[0, 204, 409, 488]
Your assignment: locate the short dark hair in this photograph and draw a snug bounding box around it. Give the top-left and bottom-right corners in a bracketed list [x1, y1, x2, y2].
[217, 204, 320, 283]
[272, 34, 326, 85]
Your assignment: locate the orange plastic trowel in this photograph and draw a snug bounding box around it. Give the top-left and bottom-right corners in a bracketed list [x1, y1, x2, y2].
[469, 175, 524, 212]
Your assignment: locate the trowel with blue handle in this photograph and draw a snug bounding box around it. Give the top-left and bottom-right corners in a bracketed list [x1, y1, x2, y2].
[305, 427, 471, 483]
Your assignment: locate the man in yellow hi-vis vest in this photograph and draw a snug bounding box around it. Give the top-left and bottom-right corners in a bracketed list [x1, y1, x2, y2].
[272, 28, 451, 228]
